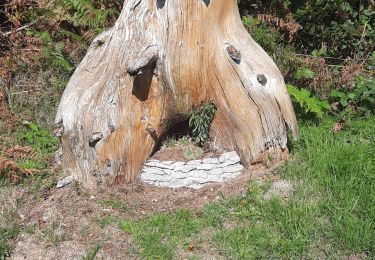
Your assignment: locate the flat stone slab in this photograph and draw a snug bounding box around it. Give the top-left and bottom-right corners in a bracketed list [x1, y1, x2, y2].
[141, 151, 244, 189]
[56, 175, 74, 189]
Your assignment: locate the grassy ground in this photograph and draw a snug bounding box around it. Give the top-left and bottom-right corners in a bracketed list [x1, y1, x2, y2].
[1, 116, 374, 259]
[98, 116, 375, 259]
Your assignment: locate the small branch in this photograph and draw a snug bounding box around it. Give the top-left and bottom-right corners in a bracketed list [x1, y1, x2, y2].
[294, 53, 370, 62]
[9, 91, 29, 96]
[1, 20, 38, 37]
[21, 48, 42, 52]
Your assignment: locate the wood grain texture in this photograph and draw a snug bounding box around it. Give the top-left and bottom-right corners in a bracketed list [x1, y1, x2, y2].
[55, 0, 298, 188]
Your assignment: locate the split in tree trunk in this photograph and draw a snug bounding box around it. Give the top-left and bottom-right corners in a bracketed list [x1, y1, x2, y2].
[55, 0, 298, 188]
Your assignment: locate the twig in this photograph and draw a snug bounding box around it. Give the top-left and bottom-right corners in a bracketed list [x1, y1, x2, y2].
[22, 48, 42, 51]
[1, 20, 38, 36]
[9, 91, 29, 96]
[295, 53, 370, 61]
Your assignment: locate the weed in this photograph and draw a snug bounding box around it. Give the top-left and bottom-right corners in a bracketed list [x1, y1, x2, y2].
[183, 145, 204, 160]
[82, 244, 100, 260]
[0, 226, 19, 258]
[189, 102, 216, 146]
[20, 121, 58, 155]
[119, 210, 202, 259]
[100, 198, 128, 211]
[112, 116, 375, 259]
[287, 84, 330, 119]
[164, 136, 190, 148]
[97, 216, 117, 228]
[330, 75, 375, 117]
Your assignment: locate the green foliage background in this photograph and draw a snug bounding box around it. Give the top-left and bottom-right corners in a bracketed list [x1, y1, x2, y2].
[1, 0, 374, 125]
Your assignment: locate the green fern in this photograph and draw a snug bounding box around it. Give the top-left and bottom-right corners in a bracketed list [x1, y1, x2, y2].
[61, 0, 116, 30]
[294, 68, 315, 80]
[287, 84, 329, 118]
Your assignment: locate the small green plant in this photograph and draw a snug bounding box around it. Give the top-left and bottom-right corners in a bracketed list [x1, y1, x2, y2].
[294, 68, 315, 80]
[97, 216, 117, 228]
[189, 102, 216, 146]
[20, 121, 58, 154]
[183, 145, 204, 160]
[330, 76, 375, 117]
[287, 84, 330, 118]
[100, 198, 128, 211]
[82, 244, 100, 260]
[0, 226, 19, 258]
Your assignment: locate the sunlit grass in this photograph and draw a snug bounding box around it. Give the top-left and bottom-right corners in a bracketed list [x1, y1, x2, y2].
[104, 116, 375, 259]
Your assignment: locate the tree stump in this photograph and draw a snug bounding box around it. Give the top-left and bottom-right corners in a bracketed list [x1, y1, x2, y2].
[55, 0, 298, 188]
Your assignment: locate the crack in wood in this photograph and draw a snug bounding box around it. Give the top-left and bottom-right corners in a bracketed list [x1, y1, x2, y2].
[131, 0, 142, 11]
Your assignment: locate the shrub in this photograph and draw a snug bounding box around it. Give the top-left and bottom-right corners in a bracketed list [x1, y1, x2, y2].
[330, 75, 375, 117]
[287, 84, 330, 119]
[189, 102, 216, 146]
[20, 121, 58, 154]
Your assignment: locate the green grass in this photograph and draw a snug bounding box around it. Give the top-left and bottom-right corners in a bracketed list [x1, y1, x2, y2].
[0, 226, 19, 257]
[100, 198, 129, 211]
[2, 116, 373, 259]
[284, 117, 375, 254]
[119, 210, 202, 259]
[99, 116, 375, 259]
[82, 244, 100, 260]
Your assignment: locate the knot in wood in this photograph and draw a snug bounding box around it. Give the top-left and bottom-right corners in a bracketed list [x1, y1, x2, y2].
[257, 74, 267, 86]
[225, 44, 241, 63]
[146, 124, 158, 140]
[89, 132, 104, 148]
[53, 120, 64, 137]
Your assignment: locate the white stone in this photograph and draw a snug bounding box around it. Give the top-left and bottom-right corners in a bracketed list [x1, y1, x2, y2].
[189, 184, 204, 189]
[188, 170, 208, 179]
[174, 164, 197, 173]
[202, 158, 219, 164]
[186, 160, 202, 165]
[219, 151, 240, 163]
[142, 167, 165, 175]
[141, 151, 244, 190]
[207, 175, 225, 182]
[223, 171, 242, 179]
[169, 172, 187, 180]
[163, 161, 174, 165]
[222, 164, 244, 173]
[219, 160, 237, 168]
[141, 173, 166, 181]
[209, 168, 223, 175]
[144, 161, 174, 169]
[164, 169, 175, 175]
[172, 161, 186, 167]
[197, 164, 216, 170]
[57, 175, 74, 188]
[188, 177, 209, 184]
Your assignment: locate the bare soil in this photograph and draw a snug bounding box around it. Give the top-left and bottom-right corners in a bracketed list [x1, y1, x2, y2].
[8, 160, 284, 259]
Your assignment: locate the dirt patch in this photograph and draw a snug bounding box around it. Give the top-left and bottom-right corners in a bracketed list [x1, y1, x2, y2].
[151, 137, 220, 162]
[0, 91, 20, 132]
[175, 228, 225, 260]
[108, 163, 281, 215]
[263, 179, 294, 201]
[152, 146, 191, 161]
[9, 161, 283, 259]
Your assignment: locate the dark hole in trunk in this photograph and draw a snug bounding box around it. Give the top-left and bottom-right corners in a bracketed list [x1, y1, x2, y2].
[150, 118, 191, 156]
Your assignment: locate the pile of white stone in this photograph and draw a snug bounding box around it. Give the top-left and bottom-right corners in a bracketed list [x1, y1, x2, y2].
[141, 151, 244, 189]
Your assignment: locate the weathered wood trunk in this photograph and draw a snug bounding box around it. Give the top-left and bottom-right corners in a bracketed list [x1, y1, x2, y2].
[55, 0, 298, 188]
